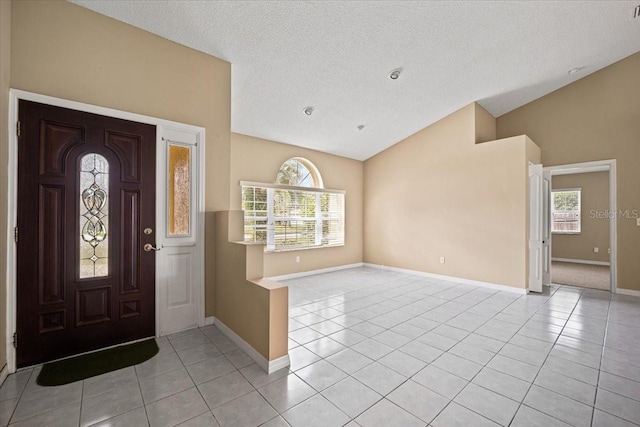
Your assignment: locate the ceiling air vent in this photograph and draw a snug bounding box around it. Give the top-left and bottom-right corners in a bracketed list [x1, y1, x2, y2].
[635, 5, 640, 18]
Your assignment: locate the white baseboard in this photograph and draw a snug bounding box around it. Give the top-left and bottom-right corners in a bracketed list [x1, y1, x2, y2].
[204, 316, 215, 326]
[615, 288, 640, 298]
[264, 353, 290, 373]
[267, 262, 364, 282]
[552, 257, 610, 266]
[212, 317, 290, 374]
[362, 263, 527, 295]
[0, 364, 8, 387]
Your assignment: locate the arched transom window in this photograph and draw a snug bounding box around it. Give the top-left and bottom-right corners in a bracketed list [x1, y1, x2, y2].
[242, 158, 344, 251]
[275, 157, 323, 188]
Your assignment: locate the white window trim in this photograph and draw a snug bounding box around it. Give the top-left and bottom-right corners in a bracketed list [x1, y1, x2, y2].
[240, 180, 345, 195]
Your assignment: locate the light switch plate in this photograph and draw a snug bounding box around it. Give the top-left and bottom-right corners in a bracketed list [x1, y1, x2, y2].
[637, 218, 640, 226]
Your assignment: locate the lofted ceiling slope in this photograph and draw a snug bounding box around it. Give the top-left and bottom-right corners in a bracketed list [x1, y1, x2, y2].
[71, 1, 640, 160]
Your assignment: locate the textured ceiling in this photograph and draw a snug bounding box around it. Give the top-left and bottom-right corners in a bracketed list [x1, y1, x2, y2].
[71, 1, 640, 160]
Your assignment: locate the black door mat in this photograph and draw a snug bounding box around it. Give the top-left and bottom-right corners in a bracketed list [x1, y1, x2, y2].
[37, 338, 159, 386]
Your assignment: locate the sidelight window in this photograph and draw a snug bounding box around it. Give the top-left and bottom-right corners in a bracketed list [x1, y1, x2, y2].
[167, 144, 192, 236]
[79, 153, 109, 278]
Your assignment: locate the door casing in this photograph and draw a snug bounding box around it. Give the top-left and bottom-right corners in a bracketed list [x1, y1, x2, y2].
[542, 169, 551, 287]
[5, 89, 206, 373]
[528, 163, 544, 293]
[544, 160, 618, 293]
[156, 127, 204, 336]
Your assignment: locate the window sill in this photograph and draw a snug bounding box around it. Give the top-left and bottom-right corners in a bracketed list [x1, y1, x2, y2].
[551, 232, 581, 235]
[264, 244, 345, 254]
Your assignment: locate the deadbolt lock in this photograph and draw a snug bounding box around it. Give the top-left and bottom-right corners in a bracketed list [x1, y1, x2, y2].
[144, 228, 153, 235]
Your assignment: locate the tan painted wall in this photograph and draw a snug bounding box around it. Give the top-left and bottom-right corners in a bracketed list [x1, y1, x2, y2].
[552, 172, 610, 263]
[214, 211, 288, 361]
[364, 103, 537, 289]
[497, 52, 640, 291]
[9, 0, 232, 317]
[475, 103, 497, 143]
[0, 0, 11, 372]
[230, 133, 364, 277]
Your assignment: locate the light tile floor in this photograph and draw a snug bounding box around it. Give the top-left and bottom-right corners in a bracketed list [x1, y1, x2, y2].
[2, 267, 640, 426]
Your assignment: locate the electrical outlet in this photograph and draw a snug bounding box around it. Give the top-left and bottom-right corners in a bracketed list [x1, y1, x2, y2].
[295, 256, 300, 263]
[440, 256, 445, 264]
[608, 248, 611, 254]
[594, 247, 599, 253]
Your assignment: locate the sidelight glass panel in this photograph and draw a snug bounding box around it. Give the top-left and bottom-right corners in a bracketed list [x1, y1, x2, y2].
[79, 153, 109, 279]
[168, 144, 191, 236]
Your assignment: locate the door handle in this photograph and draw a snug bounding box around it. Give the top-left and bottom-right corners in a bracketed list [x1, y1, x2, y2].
[144, 243, 161, 252]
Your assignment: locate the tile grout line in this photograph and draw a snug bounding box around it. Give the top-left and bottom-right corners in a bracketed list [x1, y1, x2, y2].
[293, 274, 635, 426]
[426, 285, 551, 427]
[294, 275, 515, 421]
[289, 275, 453, 424]
[295, 275, 535, 426]
[78, 379, 84, 427]
[590, 290, 610, 426]
[6, 368, 36, 426]
[510, 285, 584, 426]
[288, 273, 635, 426]
[400, 283, 529, 426]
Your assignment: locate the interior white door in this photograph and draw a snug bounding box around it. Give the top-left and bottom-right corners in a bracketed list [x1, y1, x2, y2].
[529, 163, 543, 293]
[542, 169, 552, 286]
[156, 127, 204, 335]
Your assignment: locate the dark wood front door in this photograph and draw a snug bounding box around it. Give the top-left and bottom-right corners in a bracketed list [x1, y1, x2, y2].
[16, 100, 156, 368]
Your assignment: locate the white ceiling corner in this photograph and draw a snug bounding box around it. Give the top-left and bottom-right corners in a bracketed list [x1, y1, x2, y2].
[70, 0, 640, 161]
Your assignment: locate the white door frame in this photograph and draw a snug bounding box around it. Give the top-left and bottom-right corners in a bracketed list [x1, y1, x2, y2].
[528, 163, 544, 293]
[155, 127, 205, 336]
[5, 89, 206, 373]
[542, 169, 552, 287]
[543, 159, 617, 293]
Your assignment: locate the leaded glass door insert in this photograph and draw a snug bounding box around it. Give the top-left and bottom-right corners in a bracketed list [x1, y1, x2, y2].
[79, 153, 109, 278]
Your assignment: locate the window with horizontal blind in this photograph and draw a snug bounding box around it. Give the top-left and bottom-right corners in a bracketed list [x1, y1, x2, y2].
[242, 158, 344, 251]
[551, 188, 581, 234]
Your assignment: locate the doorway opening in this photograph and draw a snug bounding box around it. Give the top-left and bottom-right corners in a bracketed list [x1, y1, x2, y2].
[544, 160, 617, 293]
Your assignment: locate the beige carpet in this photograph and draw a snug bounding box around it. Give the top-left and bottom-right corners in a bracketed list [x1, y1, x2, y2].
[551, 261, 610, 290]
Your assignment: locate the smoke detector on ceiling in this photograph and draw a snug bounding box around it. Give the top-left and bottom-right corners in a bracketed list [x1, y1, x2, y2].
[389, 68, 402, 80]
[568, 66, 585, 75]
